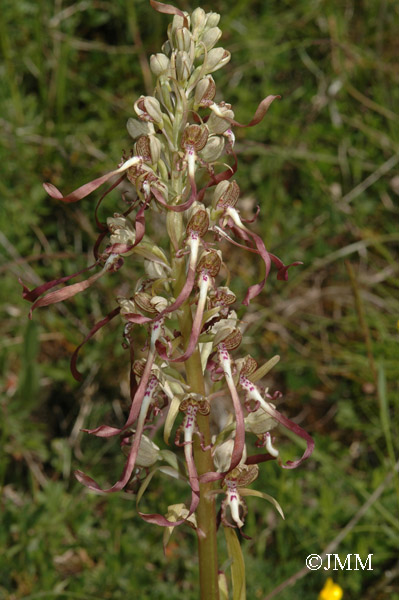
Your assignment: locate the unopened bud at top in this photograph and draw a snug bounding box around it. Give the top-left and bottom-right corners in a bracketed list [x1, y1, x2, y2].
[205, 12, 221, 29]
[174, 27, 193, 53]
[150, 53, 170, 76]
[191, 7, 206, 35]
[176, 50, 193, 81]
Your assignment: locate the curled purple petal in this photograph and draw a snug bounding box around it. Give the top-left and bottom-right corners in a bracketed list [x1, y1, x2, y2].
[20, 262, 98, 303]
[70, 307, 121, 381]
[43, 157, 140, 204]
[226, 95, 280, 128]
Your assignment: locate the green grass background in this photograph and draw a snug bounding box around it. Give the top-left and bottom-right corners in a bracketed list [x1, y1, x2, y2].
[1, 0, 399, 598]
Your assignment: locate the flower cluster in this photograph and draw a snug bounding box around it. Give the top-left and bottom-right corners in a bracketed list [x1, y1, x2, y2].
[23, 0, 313, 533]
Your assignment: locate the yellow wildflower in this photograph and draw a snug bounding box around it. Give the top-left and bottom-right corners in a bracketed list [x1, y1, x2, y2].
[318, 577, 343, 600]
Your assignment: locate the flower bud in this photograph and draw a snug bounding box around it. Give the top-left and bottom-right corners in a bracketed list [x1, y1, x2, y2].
[127, 118, 154, 140]
[135, 135, 162, 164]
[174, 27, 192, 53]
[181, 124, 209, 151]
[207, 103, 234, 134]
[186, 208, 209, 237]
[205, 12, 220, 29]
[194, 76, 216, 108]
[134, 95, 164, 126]
[176, 50, 192, 81]
[150, 53, 170, 76]
[201, 27, 222, 52]
[191, 7, 206, 34]
[212, 180, 240, 209]
[205, 48, 231, 73]
[161, 40, 172, 56]
[199, 135, 224, 162]
[171, 13, 189, 34]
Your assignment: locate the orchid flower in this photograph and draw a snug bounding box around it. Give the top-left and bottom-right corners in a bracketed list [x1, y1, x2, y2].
[25, 3, 314, 597]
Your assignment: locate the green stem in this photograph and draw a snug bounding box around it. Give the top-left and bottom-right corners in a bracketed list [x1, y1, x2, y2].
[179, 304, 220, 600]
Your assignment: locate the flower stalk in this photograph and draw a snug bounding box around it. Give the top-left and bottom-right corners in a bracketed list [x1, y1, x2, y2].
[23, 2, 314, 598]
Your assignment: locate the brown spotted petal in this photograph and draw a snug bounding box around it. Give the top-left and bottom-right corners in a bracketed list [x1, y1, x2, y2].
[186, 208, 209, 237]
[196, 250, 222, 277]
[181, 124, 209, 151]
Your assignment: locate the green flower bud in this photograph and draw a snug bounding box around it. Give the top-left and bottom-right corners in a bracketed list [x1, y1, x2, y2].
[205, 12, 221, 29]
[127, 118, 154, 140]
[150, 53, 170, 76]
[134, 95, 164, 126]
[175, 27, 192, 53]
[205, 48, 231, 73]
[201, 27, 222, 52]
[176, 50, 192, 81]
[191, 7, 206, 34]
[161, 40, 172, 56]
[199, 135, 225, 162]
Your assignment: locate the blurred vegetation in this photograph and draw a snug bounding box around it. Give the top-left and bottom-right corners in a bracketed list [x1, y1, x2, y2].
[1, 0, 399, 598]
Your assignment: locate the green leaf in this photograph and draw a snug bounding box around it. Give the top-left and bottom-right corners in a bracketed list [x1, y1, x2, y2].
[163, 395, 181, 445]
[248, 355, 280, 382]
[239, 488, 285, 520]
[224, 526, 246, 600]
